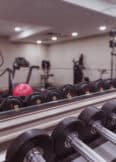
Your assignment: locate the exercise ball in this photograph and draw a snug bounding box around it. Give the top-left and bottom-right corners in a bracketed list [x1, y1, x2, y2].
[13, 83, 33, 97]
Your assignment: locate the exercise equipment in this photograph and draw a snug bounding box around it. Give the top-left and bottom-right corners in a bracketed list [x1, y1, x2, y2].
[12, 58, 40, 95]
[102, 78, 113, 90]
[46, 89, 63, 102]
[79, 106, 116, 145]
[74, 82, 90, 95]
[25, 92, 45, 106]
[0, 57, 39, 98]
[52, 117, 106, 162]
[73, 54, 85, 84]
[61, 84, 76, 99]
[13, 83, 33, 97]
[0, 96, 24, 111]
[98, 69, 108, 79]
[89, 79, 104, 93]
[89, 78, 113, 92]
[41, 60, 54, 88]
[26, 65, 40, 84]
[109, 30, 116, 78]
[12, 57, 30, 78]
[0, 68, 13, 97]
[102, 101, 116, 129]
[0, 51, 4, 68]
[6, 129, 54, 162]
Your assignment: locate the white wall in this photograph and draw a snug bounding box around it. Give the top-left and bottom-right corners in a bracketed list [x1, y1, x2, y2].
[0, 34, 112, 89]
[48, 34, 111, 85]
[0, 38, 47, 89]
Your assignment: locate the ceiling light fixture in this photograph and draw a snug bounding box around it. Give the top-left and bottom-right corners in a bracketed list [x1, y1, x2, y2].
[37, 40, 42, 44]
[51, 36, 58, 41]
[14, 27, 21, 32]
[99, 26, 107, 31]
[72, 32, 78, 37]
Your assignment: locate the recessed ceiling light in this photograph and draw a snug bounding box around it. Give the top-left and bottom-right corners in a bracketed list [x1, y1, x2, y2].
[51, 36, 58, 41]
[99, 26, 107, 31]
[37, 40, 42, 44]
[14, 27, 21, 32]
[72, 32, 78, 37]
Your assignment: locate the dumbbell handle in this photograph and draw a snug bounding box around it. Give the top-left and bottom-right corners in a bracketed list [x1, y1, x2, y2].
[24, 148, 46, 162]
[67, 133, 106, 162]
[93, 121, 116, 145]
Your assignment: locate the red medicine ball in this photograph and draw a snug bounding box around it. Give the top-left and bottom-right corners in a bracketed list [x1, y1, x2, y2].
[13, 83, 33, 97]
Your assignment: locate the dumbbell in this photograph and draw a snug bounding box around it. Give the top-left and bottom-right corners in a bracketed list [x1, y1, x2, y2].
[25, 92, 45, 106]
[0, 96, 24, 111]
[102, 101, 116, 129]
[102, 78, 113, 90]
[79, 106, 116, 145]
[74, 82, 90, 96]
[6, 129, 54, 162]
[52, 117, 106, 162]
[46, 89, 63, 102]
[89, 80, 104, 93]
[61, 84, 76, 99]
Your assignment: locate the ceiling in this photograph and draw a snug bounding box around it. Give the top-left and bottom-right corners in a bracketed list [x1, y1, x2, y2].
[0, 0, 115, 44]
[63, 0, 116, 17]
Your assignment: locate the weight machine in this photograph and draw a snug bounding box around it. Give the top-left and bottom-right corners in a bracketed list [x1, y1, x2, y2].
[110, 30, 116, 79]
[41, 60, 54, 88]
[73, 54, 90, 84]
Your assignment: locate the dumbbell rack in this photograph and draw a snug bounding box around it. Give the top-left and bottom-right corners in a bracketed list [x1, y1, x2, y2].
[63, 141, 116, 162]
[1, 89, 116, 162]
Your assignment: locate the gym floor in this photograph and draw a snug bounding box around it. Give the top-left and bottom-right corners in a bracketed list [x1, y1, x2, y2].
[0, 1, 116, 162]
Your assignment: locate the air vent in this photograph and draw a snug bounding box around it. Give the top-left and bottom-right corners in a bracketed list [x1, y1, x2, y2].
[47, 32, 54, 36]
[46, 32, 69, 37]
